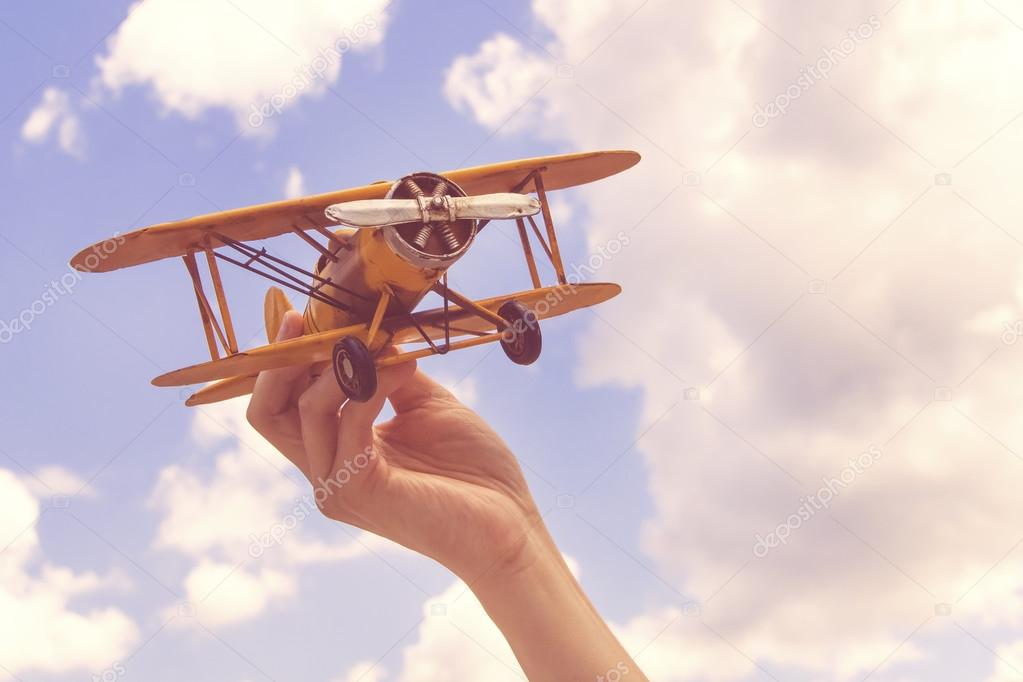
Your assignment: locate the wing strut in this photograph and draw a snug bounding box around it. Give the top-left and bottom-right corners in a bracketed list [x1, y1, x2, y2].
[515, 217, 542, 288]
[182, 250, 238, 360]
[478, 166, 568, 286]
[397, 273, 453, 356]
[208, 231, 369, 312]
[203, 244, 238, 354]
[180, 230, 369, 362]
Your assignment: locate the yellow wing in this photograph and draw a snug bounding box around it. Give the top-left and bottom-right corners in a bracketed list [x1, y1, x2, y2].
[159, 283, 620, 390]
[71, 150, 640, 273]
[186, 375, 258, 407]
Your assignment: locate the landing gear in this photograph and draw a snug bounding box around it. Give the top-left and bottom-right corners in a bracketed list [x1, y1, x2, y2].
[498, 300, 542, 365]
[332, 336, 377, 402]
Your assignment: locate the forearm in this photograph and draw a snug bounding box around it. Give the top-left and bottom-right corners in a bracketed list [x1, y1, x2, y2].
[470, 532, 647, 682]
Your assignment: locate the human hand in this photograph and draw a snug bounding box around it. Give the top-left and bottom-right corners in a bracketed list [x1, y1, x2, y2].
[246, 310, 647, 681]
[245, 310, 551, 582]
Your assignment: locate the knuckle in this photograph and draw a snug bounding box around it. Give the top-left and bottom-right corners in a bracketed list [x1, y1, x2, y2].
[297, 390, 326, 417]
[316, 497, 351, 523]
[245, 403, 269, 431]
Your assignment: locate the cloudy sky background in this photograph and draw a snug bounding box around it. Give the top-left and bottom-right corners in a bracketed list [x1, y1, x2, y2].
[3, 1, 1023, 680]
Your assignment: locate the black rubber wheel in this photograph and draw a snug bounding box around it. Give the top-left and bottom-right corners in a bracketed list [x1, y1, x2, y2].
[332, 336, 377, 402]
[498, 300, 542, 365]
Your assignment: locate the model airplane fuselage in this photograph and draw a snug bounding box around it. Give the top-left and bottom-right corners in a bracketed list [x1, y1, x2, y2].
[71, 150, 640, 406]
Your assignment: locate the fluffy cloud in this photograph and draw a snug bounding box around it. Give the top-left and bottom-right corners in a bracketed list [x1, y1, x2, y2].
[338, 661, 388, 682]
[393, 578, 521, 682]
[445, 0, 1023, 679]
[20, 464, 97, 498]
[444, 34, 551, 132]
[150, 398, 398, 628]
[20, 87, 86, 158]
[335, 574, 523, 682]
[433, 373, 479, 407]
[284, 165, 305, 198]
[0, 469, 137, 674]
[987, 639, 1023, 682]
[95, 0, 392, 132]
[346, 562, 747, 682]
[180, 559, 295, 628]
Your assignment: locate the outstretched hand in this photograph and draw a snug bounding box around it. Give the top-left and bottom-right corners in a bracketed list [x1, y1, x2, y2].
[246, 309, 646, 682]
[245, 310, 548, 582]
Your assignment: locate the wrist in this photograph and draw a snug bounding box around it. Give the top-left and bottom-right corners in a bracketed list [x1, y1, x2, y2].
[466, 530, 643, 682]
[465, 523, 567, 603]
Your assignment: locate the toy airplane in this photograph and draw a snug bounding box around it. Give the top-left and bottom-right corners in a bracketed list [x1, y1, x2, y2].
[71, 150, 640, 406]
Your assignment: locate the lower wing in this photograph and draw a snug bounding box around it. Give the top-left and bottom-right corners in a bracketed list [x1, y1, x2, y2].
[165, 282, 620, 403]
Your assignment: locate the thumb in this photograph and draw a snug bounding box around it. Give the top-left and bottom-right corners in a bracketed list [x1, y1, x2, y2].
[276, 309, 304, 340]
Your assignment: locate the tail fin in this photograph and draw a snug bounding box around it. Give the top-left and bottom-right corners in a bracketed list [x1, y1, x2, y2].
[264, 286, 294, 343]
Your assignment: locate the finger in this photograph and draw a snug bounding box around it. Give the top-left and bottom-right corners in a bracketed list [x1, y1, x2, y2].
[334, 361, 417, 492]
[247, 310, 312, 473]
[388, 364, 458, 413]
[298, 367, 346, 482]
[248, 311, 308, 422]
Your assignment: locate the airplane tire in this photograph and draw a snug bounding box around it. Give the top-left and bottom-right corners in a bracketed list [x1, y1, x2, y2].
[498, 300, 542, 365]
[332, 336, 377, 402]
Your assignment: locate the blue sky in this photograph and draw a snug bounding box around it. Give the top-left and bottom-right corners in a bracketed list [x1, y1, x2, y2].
[6, 2, 1023, 681]
[0, 2, 665, 681]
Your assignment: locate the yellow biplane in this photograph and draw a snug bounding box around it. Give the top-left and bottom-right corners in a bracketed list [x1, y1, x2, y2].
[71, 149, 640, 406]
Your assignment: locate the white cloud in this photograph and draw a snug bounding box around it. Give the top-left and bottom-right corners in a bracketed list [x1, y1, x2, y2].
[21, 464, 97, 498]
[336, 660, 387, 682]
[179, 559, 295, 628]
[611, 607, 757, 682]
[150, 398, 399, 627]
[0, 469, 137, 675]
[20, 87, 86, 158]
[370, 576, 523, 682]
[352, 559, 748, 682]
[95, 0, 392, 132]
[284, 165, 305, 198]
[446, 0, 1023, 678]
[987, 639, 1023, 682]
[434, 374, 479, 407]
[444, 33, 551, 132]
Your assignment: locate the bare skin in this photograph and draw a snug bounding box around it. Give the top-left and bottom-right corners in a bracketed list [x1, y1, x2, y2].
[246, 310, 647, 682]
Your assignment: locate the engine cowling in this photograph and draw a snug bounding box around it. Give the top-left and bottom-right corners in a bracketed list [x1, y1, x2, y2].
[303, 173, 477, 338]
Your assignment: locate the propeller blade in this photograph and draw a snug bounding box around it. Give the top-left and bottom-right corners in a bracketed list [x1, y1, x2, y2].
[325, 193, 541, 228]
[450, 194, 541, 220]
[324, 199, 422, 227]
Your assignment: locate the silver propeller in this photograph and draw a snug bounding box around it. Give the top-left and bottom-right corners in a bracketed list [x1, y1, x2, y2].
[324, 193, 541, 229]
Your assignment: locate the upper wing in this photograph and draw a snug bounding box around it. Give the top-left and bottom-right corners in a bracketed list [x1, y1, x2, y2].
[154, 282, 620, 387]
[70, 150, 639, 273]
